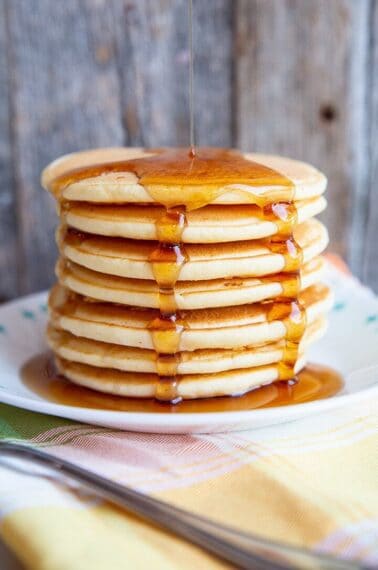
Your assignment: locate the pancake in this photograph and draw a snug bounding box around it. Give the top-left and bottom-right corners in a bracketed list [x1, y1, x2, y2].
[60, 197, 326, 243]
[55, 355, 307, 399]
[56, 256, 325, 310]
[59, 218, 328, 281]
[42, 148, 327, 205]
[42, 146, 331, 403]
[47, 316, 326, 376]
[48, 283, 332, 352]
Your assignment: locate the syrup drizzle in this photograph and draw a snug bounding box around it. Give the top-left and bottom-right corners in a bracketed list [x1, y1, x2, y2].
[188, 0, 195, 157]
[148, 206, 188, 402]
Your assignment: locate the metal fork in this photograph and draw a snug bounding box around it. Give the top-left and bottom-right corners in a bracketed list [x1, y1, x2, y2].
[0, 441, 364, 570]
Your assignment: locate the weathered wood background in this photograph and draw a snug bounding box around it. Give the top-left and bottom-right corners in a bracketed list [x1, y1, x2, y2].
[0, 0, 377, 299]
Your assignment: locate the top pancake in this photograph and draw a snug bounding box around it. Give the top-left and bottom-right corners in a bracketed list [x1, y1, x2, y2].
[42, 147, 327, 206]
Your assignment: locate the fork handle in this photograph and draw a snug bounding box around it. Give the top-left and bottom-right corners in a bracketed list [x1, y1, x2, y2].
[0, 442, 361, 570]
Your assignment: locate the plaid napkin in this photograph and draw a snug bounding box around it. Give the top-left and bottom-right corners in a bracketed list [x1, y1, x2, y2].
[0, 261, 377, 570]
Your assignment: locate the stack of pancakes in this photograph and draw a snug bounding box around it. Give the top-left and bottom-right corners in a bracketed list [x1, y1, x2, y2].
[42, 147, 331, 402]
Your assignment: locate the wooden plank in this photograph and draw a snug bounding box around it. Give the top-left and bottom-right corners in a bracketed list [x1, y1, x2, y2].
[5, 0, 234, 296]
[5, 0, 125, 294]
[362, 0, 378, 291]
[3, 0, 376, 295]
[110, 0, 189, 147]
[111, 0, 233, 147]
[234, 0, 371, 270]
[191, 0, 233, 146]
[0, 0, 19, 301]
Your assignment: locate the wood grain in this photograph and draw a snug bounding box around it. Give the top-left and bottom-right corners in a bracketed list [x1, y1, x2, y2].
[110, 0, 189, 147]
[4, 0, 125, 293]
[191, 0, 233, 146]
[110, 0, 233, 147]
[0, 0, 234, 297]
[0, 0, 377, 297]
[235, 0, 371, 268]
[362, 0, 378, 287]
[0, 0, 19, 300]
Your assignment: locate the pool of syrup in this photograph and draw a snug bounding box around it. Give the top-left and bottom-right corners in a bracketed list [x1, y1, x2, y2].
[21, 353, 343, 414]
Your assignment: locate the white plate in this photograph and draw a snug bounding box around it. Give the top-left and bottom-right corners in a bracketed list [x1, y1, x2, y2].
[0, 265, 377, 433]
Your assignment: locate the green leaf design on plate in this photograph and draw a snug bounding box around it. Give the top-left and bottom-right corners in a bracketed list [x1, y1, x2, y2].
[366, 314, 378, 324]
[0, 325, 5, 334]
[22, 309, 35, 320]
[333, 301, 346, 311]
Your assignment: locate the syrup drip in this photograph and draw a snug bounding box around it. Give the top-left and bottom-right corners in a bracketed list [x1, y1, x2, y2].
[263, 200, 306, 381]
[148, 206, 188, 402]
[188, 0, 195, 156]
[50, 147, 307, 403]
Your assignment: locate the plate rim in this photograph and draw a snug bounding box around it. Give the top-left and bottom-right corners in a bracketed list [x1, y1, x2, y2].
[1, 372, 377, 427]
[0, 289, 377, 429]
